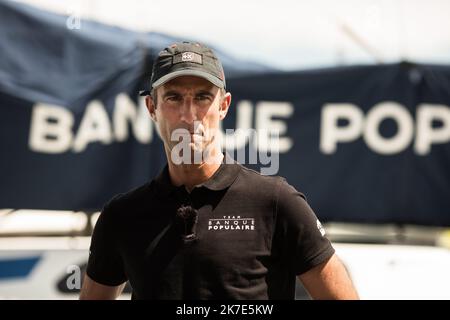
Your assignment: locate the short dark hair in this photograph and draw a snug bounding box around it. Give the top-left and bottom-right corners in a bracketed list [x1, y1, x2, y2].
[150, 88, 157, 107]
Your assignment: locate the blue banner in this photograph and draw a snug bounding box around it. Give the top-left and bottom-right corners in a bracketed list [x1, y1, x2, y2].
[1, 1, 449, 226]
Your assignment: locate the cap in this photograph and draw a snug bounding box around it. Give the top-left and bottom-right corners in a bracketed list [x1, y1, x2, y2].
[140, 41, 226, 96]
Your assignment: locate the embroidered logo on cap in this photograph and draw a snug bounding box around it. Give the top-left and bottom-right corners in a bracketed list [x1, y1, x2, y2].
[173, 51, 203, 65]
[182, 52, 193, 61]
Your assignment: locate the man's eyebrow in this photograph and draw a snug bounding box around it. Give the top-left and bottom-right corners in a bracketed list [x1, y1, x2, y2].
[196, 90, 215, 96]
[162, 90, 180, 97]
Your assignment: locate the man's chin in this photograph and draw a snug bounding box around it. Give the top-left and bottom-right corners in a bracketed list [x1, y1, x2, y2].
[186, 147, 218, 164]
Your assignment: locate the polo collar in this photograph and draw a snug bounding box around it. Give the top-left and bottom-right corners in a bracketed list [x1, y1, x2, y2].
[154, 152, 241, 197]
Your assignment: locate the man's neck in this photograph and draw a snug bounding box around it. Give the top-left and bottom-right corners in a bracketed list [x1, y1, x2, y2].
[166, 150, 224, 192]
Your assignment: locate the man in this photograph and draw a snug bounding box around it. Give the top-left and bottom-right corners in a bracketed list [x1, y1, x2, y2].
[80, 41, 359, 300]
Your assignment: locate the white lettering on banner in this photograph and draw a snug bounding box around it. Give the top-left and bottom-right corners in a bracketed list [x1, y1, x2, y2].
[72, 100, 112, 152]
[255, 101, 293, 153]
[28, 94, 154, 154]
[28, 96, 294, 154]
[29, 103, 74, 154]
[364, 102, 414, 155]
[320, 102, 450, 155]
[219, 100, 294, 154]
[415, 105, 450, 155]
[320, 103, 364, 154]
[113, 93, 153, 144]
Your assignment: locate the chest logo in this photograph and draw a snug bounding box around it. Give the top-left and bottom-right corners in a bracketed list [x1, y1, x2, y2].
[208, 216, 255, 231]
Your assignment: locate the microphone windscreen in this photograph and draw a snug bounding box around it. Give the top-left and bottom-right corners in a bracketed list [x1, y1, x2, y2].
[176, 205, 198, 239]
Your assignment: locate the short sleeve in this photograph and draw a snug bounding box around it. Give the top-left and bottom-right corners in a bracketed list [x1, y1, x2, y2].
[86, 199, 127, 286]
[275, 178, 335, 275]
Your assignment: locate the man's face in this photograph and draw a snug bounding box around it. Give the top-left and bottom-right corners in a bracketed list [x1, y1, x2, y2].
[146, 76, 231, 162]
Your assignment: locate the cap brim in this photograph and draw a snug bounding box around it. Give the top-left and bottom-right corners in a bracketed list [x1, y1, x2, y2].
[139, 90, 151, 96]
[152, 69, 225, 89]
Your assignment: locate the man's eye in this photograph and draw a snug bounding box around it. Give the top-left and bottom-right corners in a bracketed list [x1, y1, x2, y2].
[167, 95, 181, 101]
[196, 95, 210, 101]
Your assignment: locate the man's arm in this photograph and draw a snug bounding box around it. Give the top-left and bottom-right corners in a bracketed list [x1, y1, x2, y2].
[298, 254, 359, 300]
[79, 274, 126, 300]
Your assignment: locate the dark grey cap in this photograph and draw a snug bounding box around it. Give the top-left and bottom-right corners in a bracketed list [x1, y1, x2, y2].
[140, 41, 226, 96]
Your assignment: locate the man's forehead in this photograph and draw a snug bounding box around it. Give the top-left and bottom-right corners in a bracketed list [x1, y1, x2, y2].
[160, 76, 216, 92]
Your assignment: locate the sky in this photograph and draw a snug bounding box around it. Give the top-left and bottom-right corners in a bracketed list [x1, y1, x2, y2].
[13, 0, 450, 70]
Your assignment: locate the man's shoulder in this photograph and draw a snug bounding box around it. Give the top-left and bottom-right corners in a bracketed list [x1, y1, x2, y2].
[235, 163, 305, 199]
[234, 163, 286, 190]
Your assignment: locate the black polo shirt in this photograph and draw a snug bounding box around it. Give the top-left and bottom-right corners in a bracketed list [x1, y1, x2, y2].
[86, 154, 335, 299]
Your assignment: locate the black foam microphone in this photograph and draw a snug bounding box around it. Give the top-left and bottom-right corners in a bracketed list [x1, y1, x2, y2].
[176, 205, 198, 241]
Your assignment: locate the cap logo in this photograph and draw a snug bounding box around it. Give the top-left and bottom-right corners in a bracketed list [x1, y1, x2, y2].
[182, 52, 194, 61]
[173, 51, 203, 65]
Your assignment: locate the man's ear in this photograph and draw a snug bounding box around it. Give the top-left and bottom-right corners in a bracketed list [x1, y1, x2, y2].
[219, 92, 232, 120]
[145, 95, 157, 121]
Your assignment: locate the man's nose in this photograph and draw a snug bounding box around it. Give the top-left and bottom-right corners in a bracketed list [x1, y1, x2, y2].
[179, 97, 197, 123]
